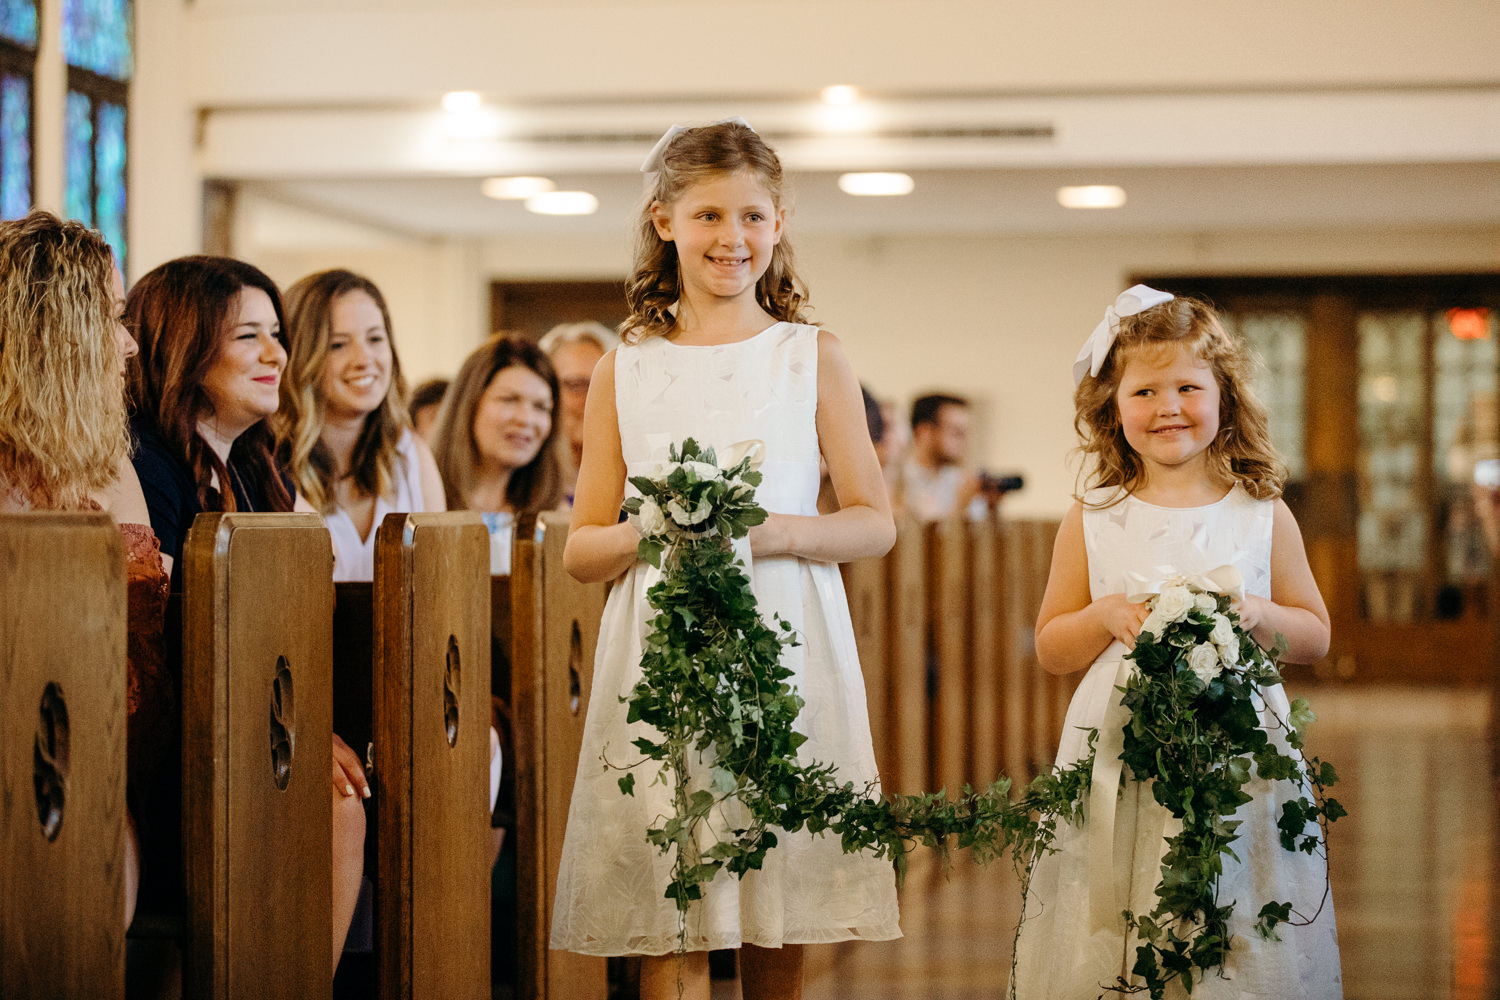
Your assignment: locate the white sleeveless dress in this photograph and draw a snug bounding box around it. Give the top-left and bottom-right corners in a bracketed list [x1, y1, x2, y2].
[550, 323, 901, 956]
[326, 428, 428, 583]
[1012, 487, 1342, 999]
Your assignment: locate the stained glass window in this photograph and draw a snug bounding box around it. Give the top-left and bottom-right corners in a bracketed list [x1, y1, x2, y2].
[0, 0, 36, 48]
[64, 0, 130, 266]
[1229, 311, 1307, 480]
[64, 89, 92, 223]
[62, 0, 131, 81]
[0, 71, 28, 218]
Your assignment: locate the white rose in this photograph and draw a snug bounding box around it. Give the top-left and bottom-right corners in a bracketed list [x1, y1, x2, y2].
[1218, 634, 1240, 667]
[632, 498, 666, 537]
[1153, 584, 1195, 624]
[1141, 609, 1167, 639]
[1194, 593, 1218, 615]
[667, 497, 713, 526]
[686, 461, 722, 482]
[1188, 642, 1221, 685]
[1209, 613, 1236, 648]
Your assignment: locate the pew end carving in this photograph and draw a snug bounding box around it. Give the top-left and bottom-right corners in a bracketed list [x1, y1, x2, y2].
[1, 513, 127, 998]
[181, 512, 334, 999]
[510, 511, 609, 1000]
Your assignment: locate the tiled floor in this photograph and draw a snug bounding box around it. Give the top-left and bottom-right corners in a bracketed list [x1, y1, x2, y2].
[752, 686, 1498, 1000]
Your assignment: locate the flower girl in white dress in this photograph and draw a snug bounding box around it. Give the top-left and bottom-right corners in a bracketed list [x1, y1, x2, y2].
[1012, 287, 1342, 998]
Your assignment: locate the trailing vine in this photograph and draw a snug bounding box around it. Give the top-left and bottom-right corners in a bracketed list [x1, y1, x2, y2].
[611, 441, 1342, 998]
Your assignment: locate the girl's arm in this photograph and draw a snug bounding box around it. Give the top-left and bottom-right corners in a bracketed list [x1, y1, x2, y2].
[562, 349, 638, 583]
[750, 329, 896, 563]
[1034, 502, 1150, 675]
[1236, 499, 1330, 663]
[412, 434, 448, 512]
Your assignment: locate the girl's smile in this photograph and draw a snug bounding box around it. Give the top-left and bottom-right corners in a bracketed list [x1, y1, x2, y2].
[319, 289, 393, 420]
[1115, 344, 1221, 476]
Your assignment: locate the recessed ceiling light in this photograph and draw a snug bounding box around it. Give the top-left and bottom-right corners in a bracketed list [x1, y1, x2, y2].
[1057, 185, 1126, 209]
[481, 176, 556, 200]
[821, 84, 859, 105]
[838, 172, 915, 197]
[525, 191, 599, 216]
[441, 90, 482, 113]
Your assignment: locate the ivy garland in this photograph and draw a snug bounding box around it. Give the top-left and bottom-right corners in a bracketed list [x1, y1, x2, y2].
[610, 440, 1342, 999]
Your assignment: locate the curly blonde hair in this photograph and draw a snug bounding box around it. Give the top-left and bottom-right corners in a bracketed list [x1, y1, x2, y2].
[0, 211, 126, 509]
[622, 121, 809, 343]
[278, 269, 410, 513]
[1074, 295, 1285, 507]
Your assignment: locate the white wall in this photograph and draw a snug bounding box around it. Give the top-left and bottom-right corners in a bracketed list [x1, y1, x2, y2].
[460, 221, 1500, 516]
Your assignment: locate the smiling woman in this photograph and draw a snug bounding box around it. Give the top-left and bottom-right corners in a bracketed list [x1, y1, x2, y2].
[278, 268, 446, 582]
[429, 333, 563, 575]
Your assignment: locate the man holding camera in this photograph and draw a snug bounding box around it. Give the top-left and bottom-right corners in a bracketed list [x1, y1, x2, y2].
[895, 392, 1018, 522]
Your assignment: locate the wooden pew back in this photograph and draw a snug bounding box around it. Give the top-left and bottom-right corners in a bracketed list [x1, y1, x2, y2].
[181, 512, 334, 998]
[371, 511, 492, 999]
[0, 513, 127, 998]
[510, 511, 609, 1000]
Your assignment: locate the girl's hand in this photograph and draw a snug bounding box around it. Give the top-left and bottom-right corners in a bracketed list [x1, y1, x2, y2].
[747, 514, 789, 558]
[1233, 594, 1267, 633]
[1094, 593, 1151, 649]
[332, 732, 370, 799]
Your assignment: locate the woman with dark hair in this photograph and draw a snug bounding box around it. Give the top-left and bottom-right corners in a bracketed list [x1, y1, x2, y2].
[430, 333, 564, 573]
[126, 255, 367, 974]
[279, 268, 445, 582]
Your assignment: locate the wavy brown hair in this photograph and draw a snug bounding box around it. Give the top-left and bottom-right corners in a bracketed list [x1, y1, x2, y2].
[0, 211, 125, 509]
[431, 334, 562, 512]
[279, 269, 409, 513]
[623, 121, 809, 342]
[126, 256, 293, 513]
[1074, 295, 1285, 506]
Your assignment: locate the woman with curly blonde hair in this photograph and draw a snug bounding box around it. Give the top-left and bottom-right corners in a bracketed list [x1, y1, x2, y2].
[0, 210, 165, 932]
[278, 268, 444, 581]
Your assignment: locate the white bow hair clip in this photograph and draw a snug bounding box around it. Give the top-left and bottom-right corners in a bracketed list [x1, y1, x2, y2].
[1071, 283, 1175, 387]
[640, 115, 755, 174]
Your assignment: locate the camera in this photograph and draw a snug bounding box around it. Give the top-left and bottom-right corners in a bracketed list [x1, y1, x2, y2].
[979, 471, 1024, 494]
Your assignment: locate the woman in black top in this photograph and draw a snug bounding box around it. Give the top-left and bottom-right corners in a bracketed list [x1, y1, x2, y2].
[126, 255, 367, 974]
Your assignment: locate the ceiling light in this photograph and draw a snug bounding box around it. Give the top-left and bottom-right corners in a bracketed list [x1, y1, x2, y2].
[838, 172, 915, 197]
[1057, 185, 1127, 209]
[481, 176, 556, 200]
[525, 191, 599, 216]
[821, 84, 859, 105]
[441, 90, 482, 113]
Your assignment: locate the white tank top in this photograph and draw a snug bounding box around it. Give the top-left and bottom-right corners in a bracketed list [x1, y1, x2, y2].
[327, 428, 428, 582]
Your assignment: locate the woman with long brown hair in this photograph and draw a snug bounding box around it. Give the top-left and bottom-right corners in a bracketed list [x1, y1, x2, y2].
[126, 255, 368, 974]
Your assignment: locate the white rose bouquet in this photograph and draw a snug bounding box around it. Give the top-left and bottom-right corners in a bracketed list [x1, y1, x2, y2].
[621, 438, 767, 567]
[1092, 569, 1346, 997]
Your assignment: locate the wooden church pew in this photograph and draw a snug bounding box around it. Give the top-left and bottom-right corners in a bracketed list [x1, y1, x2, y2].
[510, 511, 609, 1000]
[930, 517, 972, 794]
[841, 555, 891, 790]
[883, 519, 930, 796]
[0, 513, 127, 999]
[370, 511, 492, 999]
[180, 512, 334, 999]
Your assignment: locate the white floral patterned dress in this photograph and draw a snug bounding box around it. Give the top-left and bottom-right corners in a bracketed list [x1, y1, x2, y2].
[1011, 486, 1342, 999]
[550, 322, 901, 956]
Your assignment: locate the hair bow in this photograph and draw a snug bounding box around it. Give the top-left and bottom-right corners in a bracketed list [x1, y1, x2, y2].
[640, 115, 755, 174]
[1071, 283, 1175, 387]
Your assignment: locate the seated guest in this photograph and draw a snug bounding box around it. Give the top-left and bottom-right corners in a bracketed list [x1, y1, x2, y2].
[0, 210, 165, 930]
[408, 377, 449, 443]
[430, 334, 563, 575]
[279, 268, 445, 582]
[126, 255, 367, 973]
[537, 321, 619, 500]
